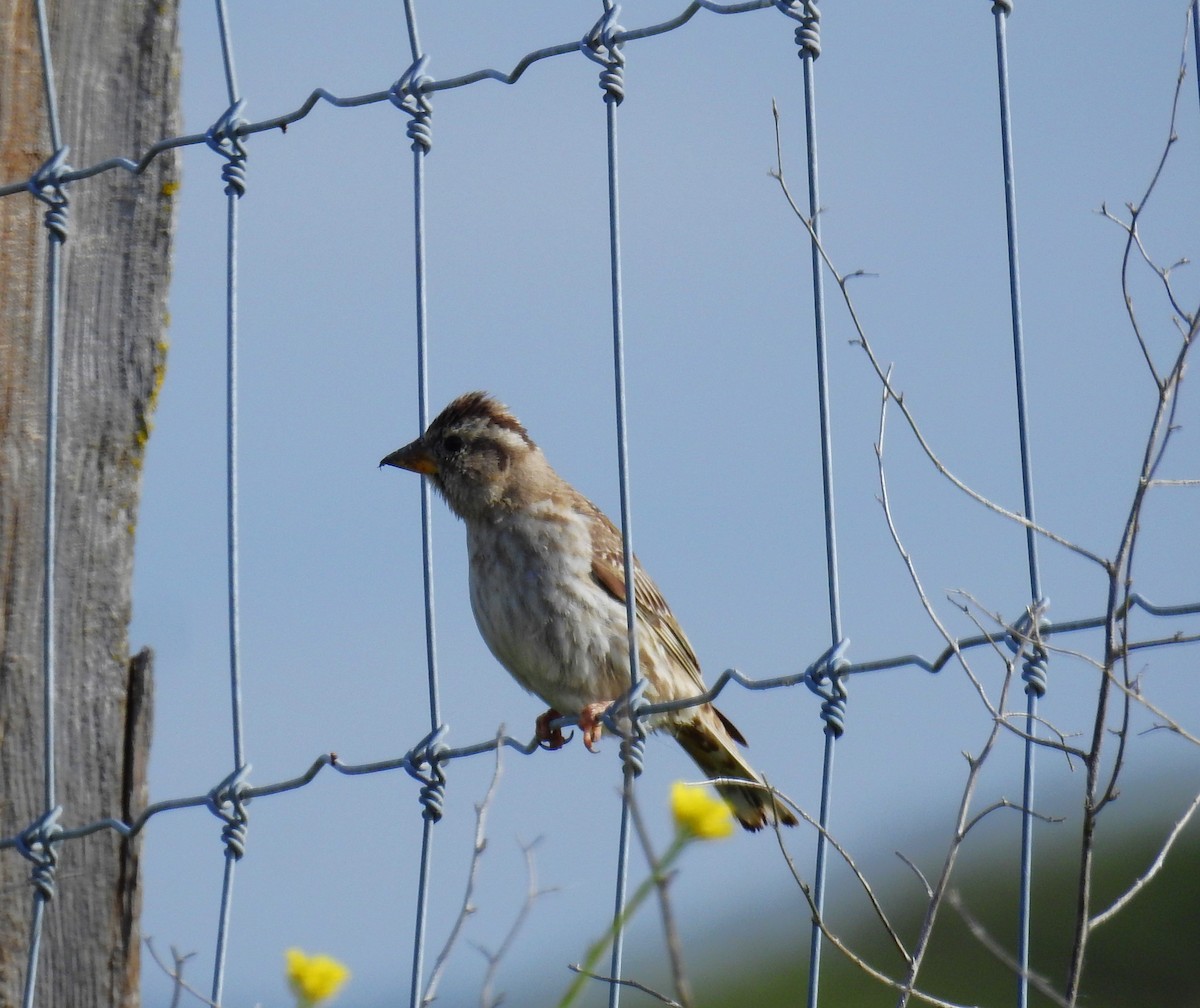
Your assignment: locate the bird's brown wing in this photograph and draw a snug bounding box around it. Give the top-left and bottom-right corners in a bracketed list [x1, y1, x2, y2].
[580, 498, 708, 696]
[581, 497, 750, 751]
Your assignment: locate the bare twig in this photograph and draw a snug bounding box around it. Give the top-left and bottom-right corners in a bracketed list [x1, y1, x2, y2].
[628, 787, 695, 1008]
[769, 100, 1108, 571]
[423, 732, 506, 1006]
[701, 777, 909, 963]
[566, 966, 683, 1007]
[960, 798, 1064, 840]
[772, 19, 1200, 1000]
[1104, 666, 1200, 746]
[1099, 198, 1192, 376]
[892, 712, 1008, 1008]
[945, 892, 1070, 1008]
[144, 939, 213, 1008]
[871, 368, 983, 700]
[860, 305, 1018, 1007]
[1064, 14, 1200, 998]
[1089, 787, 1200, 928]
[1097, 32, 1195, 386]
[894, 851, 933, 900]
[993, 710, 1087, 764]
[768, 801, 975, 1008]
[478, 837, 556, 1008]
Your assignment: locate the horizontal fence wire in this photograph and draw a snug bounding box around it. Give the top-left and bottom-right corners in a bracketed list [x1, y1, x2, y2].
[0, 1, 791, 198]
[4, 3, 1200, 1007]
[1, 591, 1196, 854]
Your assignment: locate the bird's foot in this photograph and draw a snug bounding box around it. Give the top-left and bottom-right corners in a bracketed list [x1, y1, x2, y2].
[579, 702, 612, 754]
[535, 709, 571, 751]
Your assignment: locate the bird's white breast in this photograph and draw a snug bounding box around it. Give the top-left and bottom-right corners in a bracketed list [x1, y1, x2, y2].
[465, 501, 634, 714]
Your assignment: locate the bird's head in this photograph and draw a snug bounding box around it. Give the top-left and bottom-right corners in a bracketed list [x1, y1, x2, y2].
[380, 391, 547, 521]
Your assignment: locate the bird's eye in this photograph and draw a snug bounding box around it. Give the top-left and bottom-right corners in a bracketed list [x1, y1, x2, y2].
[442, 434, 464, 453]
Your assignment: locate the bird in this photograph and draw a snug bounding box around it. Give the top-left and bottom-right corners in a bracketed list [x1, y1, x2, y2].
[381, 391, 796, 831]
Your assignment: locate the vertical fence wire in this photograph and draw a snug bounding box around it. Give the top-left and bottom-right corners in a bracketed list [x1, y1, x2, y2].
[585, 6, 641, 1006]
[209, 1, 249, 1003]
[780, 4, 848, 1005]
[989, 1, 1041, 602]
[33, 0, 62, 882]
[22, 4, 67, 1007]
[987, 6, 1046, 1008]
[1193, 1, 1200, 123]
[396, 5, 445, 1007]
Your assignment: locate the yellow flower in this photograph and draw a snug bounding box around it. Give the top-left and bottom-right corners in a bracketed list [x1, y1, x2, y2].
[286, 948, 350, 1007]
[670, 781, 735, 840]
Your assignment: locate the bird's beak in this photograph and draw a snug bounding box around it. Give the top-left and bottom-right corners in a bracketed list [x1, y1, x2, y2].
[380, 439, 438, 475]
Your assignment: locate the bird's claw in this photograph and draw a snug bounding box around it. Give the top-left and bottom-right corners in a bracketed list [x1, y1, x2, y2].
[536, 709, 572, 751]
[536, 703, 613, 753]
[579, 701, 610, 754]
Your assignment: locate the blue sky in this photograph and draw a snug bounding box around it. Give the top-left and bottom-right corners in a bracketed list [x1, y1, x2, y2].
[131, 3, 1200, 1005]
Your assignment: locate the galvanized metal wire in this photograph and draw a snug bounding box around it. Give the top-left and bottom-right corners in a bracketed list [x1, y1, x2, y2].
[5, 589, 1196, 842]
[393, 6, 447, 1008]
[206, 2, 252, 1004]
[22, 3, 67, 1006]
[985, 5, 1046, 1006]
[775, 4, 849, 1006]
[583, 6, 644, 1003]
[4, 4, 1200, 1008]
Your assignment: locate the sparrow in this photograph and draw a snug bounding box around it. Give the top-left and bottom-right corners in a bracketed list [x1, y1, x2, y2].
[381, 392, 796, 831]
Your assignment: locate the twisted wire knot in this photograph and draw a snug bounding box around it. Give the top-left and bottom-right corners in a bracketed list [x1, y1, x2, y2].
[404, 726, 449, 823]
[43, 197, 70, 244]
[600, 678, 649, 777]
[619, 729, 646, 779]
[583, 5, 626, 105]
[221, 159, 247, 199]
[221, 818, 249, 860]
[417, 765, 447, 822]
[609, 679, 650, 777]
[777, 1, 821, 59]
[28, 148, 72, 243]
[1005, 599, 1050, 699]
[207, 765, 251, 861]
[16, 807, 62, 902]
[819, 688, 847, 738]
[805, 638, 850, 738]
[206, 101, 248, 198]
[1022, 647, 1048, 699]
[391, 56, 434, 154]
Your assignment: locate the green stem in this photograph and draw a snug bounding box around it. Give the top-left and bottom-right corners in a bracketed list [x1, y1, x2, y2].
[557, 833, 690, 1008]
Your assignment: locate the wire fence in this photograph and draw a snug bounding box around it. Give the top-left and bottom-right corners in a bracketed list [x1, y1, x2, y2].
[4, 2, 1200, 1007]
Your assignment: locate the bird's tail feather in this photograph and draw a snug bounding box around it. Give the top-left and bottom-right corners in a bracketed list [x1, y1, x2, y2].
[674, 707, 797, 832]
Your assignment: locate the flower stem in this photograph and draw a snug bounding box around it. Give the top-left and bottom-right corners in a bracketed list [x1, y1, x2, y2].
[556, 834, 689, 1008]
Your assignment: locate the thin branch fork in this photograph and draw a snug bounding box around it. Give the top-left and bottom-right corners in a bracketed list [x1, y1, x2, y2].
[769, 101, 1108, 572]
[1064, 16, 1200, 997]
